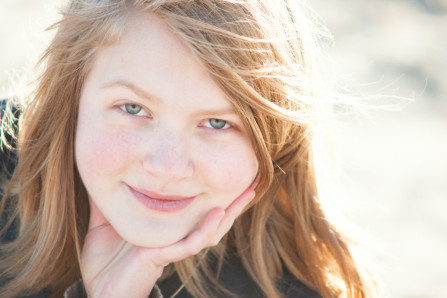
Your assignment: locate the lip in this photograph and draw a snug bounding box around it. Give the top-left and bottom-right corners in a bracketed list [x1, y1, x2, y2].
[127, 185, 196, 212]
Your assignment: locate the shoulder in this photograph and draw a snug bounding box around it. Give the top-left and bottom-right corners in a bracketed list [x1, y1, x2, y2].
[277, 269, 322, 298]
[219, 253, 320, 297]
[159, 252, 321, 298]
[0, 98, 19, 244]
[0, 98, 19, 179]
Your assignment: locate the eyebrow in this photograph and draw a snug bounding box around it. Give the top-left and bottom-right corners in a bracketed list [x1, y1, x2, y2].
[101, 79, 160, 104]
[193, 108, 237, 117]
[101, 79, 237, 117]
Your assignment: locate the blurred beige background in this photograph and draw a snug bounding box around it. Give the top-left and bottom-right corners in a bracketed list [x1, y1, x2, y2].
[308, 1, 447, 297]
[1, 0, 446, 297]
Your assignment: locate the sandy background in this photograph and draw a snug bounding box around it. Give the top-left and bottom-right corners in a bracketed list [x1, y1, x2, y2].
[1, 0, 446, 297]
[309, 1, 447, 297]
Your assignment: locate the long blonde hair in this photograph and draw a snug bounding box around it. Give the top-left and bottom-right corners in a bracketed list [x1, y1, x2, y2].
[0, 1, 370, 297]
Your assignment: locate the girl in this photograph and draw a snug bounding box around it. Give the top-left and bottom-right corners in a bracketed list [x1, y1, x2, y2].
[0, 0, 372, 297]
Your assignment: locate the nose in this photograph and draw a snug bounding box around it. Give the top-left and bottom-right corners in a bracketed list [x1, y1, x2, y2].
[142, 127, 194, 182]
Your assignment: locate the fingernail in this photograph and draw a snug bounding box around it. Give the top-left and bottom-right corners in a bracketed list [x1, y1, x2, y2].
[218, 210, 225, 221]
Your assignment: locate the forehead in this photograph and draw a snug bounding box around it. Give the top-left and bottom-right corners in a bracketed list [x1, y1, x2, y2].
[83, 10, 233, 112]
[107, 10, 203, 77]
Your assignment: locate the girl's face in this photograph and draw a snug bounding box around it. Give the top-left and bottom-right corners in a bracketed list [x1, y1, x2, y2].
[75, 12, 258, 247]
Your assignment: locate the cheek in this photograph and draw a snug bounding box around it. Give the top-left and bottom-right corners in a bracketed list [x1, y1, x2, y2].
[75, 115, 134, 178]
[197, 139, 258, 194]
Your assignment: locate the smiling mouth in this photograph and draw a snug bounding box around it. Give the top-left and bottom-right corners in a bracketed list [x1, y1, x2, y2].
[127, 185, 196, 212]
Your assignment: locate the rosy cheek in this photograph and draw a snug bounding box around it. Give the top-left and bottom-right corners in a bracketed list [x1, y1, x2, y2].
[77, 123, 134, 176]
[219, 157, 257, 189]
[198, 141, 258, 192]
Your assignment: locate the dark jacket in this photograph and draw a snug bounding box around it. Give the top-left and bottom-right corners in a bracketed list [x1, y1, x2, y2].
[157, 251, 321, 298]
[0, 99, 19, 244]
[62, 252, 321, 298]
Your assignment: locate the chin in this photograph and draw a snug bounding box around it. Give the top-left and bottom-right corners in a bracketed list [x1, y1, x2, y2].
[120, 229, 187, 248]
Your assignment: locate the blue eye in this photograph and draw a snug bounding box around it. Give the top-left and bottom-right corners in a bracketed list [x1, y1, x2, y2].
[124, 103, 142, 115]
[207, 119, 229, 129]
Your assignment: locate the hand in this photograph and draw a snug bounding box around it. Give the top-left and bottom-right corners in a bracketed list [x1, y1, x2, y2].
[81, 187, 256, 298]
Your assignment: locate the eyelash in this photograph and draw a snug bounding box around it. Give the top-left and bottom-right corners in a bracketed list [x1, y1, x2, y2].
[200, 119, 232, 130]
[118, 103, 233, 131]
[119, 103, 151, 118]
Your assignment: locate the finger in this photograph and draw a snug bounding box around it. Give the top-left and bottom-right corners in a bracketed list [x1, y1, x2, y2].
[210, 188, 255, 242]
[251, 174, 261, 189]
[158, 188, 255, 263]
[149, 188, 255, 265]
[150, 208, 225, 265]
[87, 196, 110, 230]
[224, 187, 256, 217]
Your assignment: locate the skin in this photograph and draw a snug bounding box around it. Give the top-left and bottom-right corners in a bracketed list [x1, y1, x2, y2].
[82, 189, 255, 297]
[75, 10, 258, 297]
